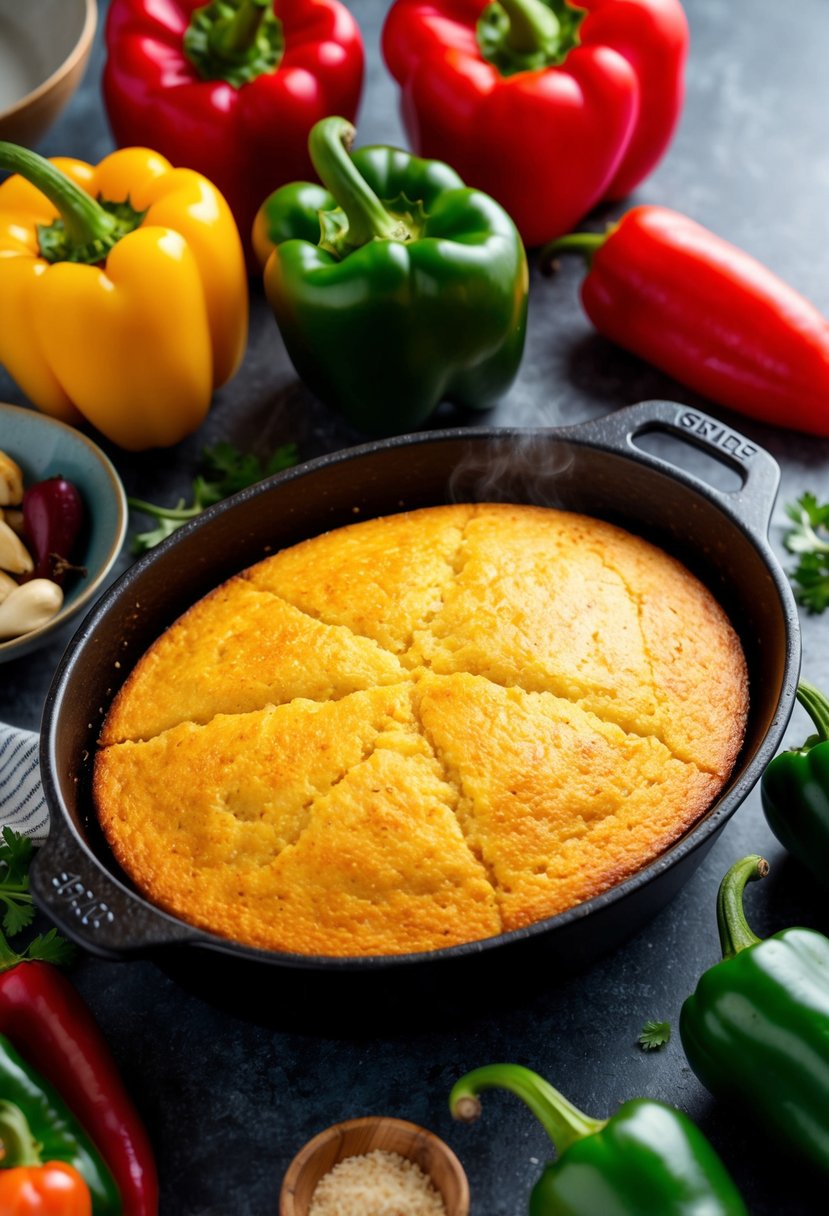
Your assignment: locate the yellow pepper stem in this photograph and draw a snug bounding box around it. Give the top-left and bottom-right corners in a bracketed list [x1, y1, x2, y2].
[0, 141, 138, 263]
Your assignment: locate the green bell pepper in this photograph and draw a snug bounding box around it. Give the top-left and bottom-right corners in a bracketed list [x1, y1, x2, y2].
[450, 1063, 747, 1215]
[255, 115, 528, 435]
[761, 680, 829, 886]
[0, 1033, 121, 1213]
[680, 854, 829, 1174]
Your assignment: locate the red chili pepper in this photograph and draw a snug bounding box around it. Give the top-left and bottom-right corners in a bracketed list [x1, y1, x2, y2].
[102, 0, 364, 268]
[0, 961, 158, 1216]
[0, 1162, 92, 1216]
[545, 204, 829, 437]
[382, 0, 688, 247]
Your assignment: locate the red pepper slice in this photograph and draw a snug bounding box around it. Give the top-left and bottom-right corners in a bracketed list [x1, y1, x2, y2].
[102, 0, 364, 269]
[0, 961, 158, 1216]
[382, 0, 688, 247]
[546, 204, 829, 436]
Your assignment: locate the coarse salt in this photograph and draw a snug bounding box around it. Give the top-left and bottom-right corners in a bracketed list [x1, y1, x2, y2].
[307, 1148, 448, 1216]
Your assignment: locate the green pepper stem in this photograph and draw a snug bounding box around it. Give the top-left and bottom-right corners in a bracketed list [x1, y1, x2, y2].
[0, 1100, 42, 1167]
[716, 855, 768, 959]
[450, 1063, 604, 1155]
[0, 141, 118, 251]
[308, 117, 407, 251]
[209, 0, 270, 59]
[796, 680, 829, 744]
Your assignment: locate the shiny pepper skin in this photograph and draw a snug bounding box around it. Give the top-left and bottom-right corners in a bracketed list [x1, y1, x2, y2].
[0, 1163, 93, 1216]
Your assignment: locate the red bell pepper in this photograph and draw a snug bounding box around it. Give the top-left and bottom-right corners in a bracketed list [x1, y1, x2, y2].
[0, 954, 158, 1216]
[382, 0, 688, 247]
[545, 204, 829, 437]
[103, 0, 364, 267]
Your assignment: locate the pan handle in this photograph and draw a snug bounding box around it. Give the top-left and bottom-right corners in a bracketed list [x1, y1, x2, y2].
[573, 400, 781, 536]
[30, 822, 204, 958]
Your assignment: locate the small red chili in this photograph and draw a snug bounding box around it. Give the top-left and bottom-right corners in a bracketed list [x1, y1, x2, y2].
[545, 204, 829, 436]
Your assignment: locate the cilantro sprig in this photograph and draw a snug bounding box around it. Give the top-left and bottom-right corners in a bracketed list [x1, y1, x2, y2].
[0, 826, 75, 968]
[128, 441, 300, 553]
[783, 492, 829, 614]
[638, 1019, 671, 1051]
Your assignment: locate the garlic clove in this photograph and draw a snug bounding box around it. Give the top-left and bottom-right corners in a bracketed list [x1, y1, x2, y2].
[0, 451, 24, 506]
[0, 578, 63, 639]
[0, 570, 18, 605]
[0, 519, 34, 574]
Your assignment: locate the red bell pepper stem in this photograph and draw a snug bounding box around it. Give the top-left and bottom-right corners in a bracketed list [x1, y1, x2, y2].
[210, 0, 271, 59]
[716, 855, 767, 960]
[497, 0, 560, 54]
[541, 229, 607, 270]
[0, 956, 158, 1216]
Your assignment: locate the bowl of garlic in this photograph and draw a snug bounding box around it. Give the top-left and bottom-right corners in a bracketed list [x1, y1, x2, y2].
[0, 403, 127, 662]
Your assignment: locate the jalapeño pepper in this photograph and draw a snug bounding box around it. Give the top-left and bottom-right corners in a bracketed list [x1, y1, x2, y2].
[255, 115, 528, 435]
[761, 681, 829, 884]
[450, 1063, 747, 1214]
[0, 1036, 121, 1214]
[680, 855, 829, 1173]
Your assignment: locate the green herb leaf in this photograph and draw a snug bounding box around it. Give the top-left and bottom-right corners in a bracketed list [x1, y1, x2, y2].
[128, 441, 300, 553]
[783, 493, 829, 614]
[25, 927, 76, 967]
[0, 826, 34, 936]
[0, 828, 74, 967]
[638, 1020, 671, 1051]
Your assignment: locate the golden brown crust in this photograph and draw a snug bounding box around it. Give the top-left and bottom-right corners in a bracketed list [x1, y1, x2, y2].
[94, 503, 748, 957]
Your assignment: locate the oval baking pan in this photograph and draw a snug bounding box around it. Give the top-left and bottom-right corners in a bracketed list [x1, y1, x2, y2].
[31, 400, 800, 1022]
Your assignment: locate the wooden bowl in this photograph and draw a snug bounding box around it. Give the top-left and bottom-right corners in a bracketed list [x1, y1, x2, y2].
[0, 0, 97, 147]
[279, 1116, 470, 1216]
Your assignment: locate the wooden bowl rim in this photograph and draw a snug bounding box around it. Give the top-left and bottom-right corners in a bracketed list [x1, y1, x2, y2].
[279, 1115, 470, 1215]
[0, 0, 97, 122]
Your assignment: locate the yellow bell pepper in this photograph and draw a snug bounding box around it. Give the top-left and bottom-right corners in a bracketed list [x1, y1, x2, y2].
[0, 142, 248, 450]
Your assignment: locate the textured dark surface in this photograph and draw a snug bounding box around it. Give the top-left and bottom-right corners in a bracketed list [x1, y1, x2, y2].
[2, 1, 829, 1213]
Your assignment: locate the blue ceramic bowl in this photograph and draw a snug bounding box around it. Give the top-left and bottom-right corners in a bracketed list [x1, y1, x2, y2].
[0, 403, 127, 662]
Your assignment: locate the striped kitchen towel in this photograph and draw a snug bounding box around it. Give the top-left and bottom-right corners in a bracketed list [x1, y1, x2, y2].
[0, 721, 48, 842]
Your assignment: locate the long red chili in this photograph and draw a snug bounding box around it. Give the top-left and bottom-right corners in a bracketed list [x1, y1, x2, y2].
[545, 204, 829, 436]
[0, 960, 158, 1216]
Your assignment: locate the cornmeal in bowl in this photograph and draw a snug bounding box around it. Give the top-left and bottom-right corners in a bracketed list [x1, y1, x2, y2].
[93, 503, 748, 957]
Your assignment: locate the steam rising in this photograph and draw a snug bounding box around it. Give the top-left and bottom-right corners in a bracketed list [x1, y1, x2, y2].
[446, 430, 576, 507]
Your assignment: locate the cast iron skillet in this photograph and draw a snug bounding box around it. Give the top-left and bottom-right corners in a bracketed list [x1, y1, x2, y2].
[31, 400, 800, 1018]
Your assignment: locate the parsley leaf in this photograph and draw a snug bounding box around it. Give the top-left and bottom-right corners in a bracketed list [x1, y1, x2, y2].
[0, 826, 34, 936]
[25, 927, 76, 967]
[0, 827, 75, 967]
[783, 493, 829, 614]
[128, 441, 300, 554]
[638, 1020, 671, 1051]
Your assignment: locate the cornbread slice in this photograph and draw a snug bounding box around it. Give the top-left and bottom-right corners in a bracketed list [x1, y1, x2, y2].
[245, 503, 476, 654]
[95, 684, 500, 954]
[100, 577, 405, 744]
[416, 672, 720, 930]
[94, 502, 749, 957]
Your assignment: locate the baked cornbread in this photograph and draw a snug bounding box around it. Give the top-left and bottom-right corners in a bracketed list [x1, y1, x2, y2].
[93, 503, 748, 957]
